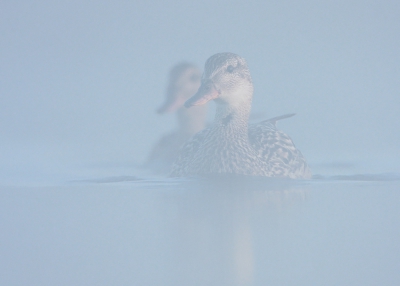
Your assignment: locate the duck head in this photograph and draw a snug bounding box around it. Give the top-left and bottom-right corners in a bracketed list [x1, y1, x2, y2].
[185, 53, 253, 109]
[157, 63, 201, 114]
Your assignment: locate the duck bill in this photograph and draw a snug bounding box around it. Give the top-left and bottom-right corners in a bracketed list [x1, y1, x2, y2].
[184, 82, 219, 108]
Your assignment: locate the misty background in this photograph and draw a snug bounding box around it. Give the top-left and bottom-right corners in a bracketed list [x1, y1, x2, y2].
[1, 2, 400, 285]
[1, 1, 399, 182]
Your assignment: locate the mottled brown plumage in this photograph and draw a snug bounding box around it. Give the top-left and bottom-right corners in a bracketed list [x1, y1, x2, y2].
[170, 53, 311, 179]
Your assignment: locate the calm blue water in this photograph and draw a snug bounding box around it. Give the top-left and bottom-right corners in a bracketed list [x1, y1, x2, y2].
[1, 168, 399, 286]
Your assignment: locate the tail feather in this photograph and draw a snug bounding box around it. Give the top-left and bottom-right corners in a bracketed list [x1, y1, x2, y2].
[261, 113, 296, 126]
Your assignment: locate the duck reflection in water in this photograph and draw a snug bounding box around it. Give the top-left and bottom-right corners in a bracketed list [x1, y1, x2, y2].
[171, 176, 309, 286]
[145, 62, 208, 174]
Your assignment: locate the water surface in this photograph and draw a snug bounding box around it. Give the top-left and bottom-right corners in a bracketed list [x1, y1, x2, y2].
[1, 174, 399, 285]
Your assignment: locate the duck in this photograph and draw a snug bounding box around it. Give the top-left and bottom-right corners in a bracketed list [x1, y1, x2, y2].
[170, 53, 311, 179]
[145, 62, 208, 174]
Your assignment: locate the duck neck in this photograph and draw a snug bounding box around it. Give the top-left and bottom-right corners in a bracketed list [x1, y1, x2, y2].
[213, 99, 252, 136]
[177, 104, 207, 136]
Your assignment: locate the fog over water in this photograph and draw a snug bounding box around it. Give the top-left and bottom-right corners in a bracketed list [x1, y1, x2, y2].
[1, 1, 400, 285]
[1, 1, 399, 177]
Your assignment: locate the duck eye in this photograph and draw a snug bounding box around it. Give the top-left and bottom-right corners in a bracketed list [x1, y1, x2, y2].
[227, 65, 234, 73]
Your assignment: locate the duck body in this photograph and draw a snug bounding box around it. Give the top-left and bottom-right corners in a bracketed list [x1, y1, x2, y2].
[145, 63, 207, 174]
[171, 113, 311, 178]
[170, 53, 311, 179]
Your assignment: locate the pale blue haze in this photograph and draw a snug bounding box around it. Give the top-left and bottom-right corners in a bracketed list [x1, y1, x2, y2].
[0, 1, 399, 285]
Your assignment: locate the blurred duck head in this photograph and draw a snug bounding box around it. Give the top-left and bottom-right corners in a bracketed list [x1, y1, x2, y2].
[157, 63, 202, 114]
